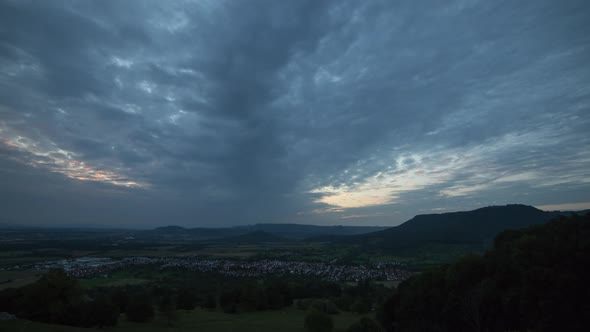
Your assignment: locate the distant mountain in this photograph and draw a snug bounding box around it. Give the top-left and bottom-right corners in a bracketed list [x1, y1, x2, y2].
[235, 223, 388, 240]
[145, 227, 243, 240]
[220, 230, 290, 244]
[153, 225, 187, 233]
[326, 205, 572, 250]
[147, 205, 583, 245]
[147, 223, 387, 241]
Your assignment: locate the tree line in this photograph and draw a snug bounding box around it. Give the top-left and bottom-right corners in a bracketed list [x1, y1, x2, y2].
[0, 267, 382, 328]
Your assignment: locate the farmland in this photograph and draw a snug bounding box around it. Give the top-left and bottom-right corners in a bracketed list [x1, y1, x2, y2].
[1, 307, 369, 332]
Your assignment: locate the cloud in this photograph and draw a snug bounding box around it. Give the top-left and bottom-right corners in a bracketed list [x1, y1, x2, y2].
[0, 132, 146, 188]
[0, 0, 589, 227]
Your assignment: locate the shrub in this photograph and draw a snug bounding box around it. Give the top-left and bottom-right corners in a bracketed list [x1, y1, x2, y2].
[304, 310, 334, 332]
[346, 317, 383, 332]
[126, 293, 154, 322]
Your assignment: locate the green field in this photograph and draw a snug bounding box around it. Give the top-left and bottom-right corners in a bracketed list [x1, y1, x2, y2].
[343, 280, 401, 288]
[0, 307, 369, 332]
[0, 242, 338, 264]
[0, 270, 40, 291]
[79, 276, 149, 288]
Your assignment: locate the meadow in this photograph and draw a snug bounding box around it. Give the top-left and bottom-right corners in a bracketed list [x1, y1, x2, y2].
[0, 307, 369, 332]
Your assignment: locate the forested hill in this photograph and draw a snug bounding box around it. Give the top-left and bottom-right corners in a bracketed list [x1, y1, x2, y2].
[329, 204, 573, 249]
[378, 212, 590, 332]
[219, 230, 290, 244]
[236, 224, 388, 239]
[150, 224, 387, 240]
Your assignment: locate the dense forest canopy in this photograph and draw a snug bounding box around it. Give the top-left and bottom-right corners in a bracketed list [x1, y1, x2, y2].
[378, 213, 590, 332]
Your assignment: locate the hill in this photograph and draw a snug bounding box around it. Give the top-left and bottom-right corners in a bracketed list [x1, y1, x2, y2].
[153, 225, 186, 233]
[379, 212, 590, 331]
[146, 224, 387, 241]
[219, 230, 290, 244]
[329, 204, 570, 250]
[236, 223, 388, 240]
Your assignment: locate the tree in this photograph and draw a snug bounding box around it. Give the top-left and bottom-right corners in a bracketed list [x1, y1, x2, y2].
[220, 289, 240, 314]
[205, 294, 217, 310]
[90, 295, 119, 328]
[176, 288, 197, 310]
[346, 317, 384, 332]
[239, 285, 260, 311]
[266, 285, 285, 309]
[157, 294, 178, 326]
[311, 299, 339, 314]
[304, 311, 334, 332]
[350, 299, 370, 314]
[110, 288, 129, 313]
[377, 213, 590, 332]
[376, 291, 399, 332]
[334, 294, 354, 311]
[17, 269, 82, 324]
[126, 293, 154, 323]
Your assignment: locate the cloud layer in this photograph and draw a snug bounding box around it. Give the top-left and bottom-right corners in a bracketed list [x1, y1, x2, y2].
[1, 0, 589, 227]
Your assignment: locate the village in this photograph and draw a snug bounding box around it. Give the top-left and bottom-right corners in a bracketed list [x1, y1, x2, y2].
[26, 256, 412, 282]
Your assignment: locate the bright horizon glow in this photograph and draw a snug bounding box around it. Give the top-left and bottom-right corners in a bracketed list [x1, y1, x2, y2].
[536, 202, 590, 211]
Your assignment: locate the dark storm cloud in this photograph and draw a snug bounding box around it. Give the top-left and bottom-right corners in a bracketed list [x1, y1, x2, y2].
[1, 0, 589, 227]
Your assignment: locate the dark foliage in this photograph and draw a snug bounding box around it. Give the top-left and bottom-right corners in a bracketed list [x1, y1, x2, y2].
[205, 294, 217, 310]
[126, 292, 155, 322]
[347, 317, 384, 332]
[378, 213, 590, 332]
[176, 287, 198, 310]
[88, 295, 119, 327]
[0, 269, 119, 327]
[158, 293, 178, 326]
[332, 280, 390, 313]
[109, 287, 129, 313]
[304, 310, 334, 332]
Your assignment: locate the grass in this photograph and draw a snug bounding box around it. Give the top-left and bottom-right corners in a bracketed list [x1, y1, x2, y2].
[79, 277, 148, 288]
[78, 269, 153, 288]
[0, 307, 369, 332]
[355, 243, 484, 270]
[375, 280, 401, 288]
[0, 270, 40, 291]
[343, 280, 401, 288]
[0, 255, 65, 268]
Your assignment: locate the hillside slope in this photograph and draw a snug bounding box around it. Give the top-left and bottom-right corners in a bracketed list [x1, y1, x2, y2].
[219, 230, 290, 244]
[147, 224, 387, 241]
[336, 205, 566, 250]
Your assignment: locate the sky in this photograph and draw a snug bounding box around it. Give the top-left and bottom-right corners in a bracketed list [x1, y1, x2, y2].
[1, 0, 589, 228]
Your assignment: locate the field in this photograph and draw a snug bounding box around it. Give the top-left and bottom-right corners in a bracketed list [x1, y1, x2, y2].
[0, 307, 369, 332]
[0, 227, 410, 332]
[0, 269, 40, 291]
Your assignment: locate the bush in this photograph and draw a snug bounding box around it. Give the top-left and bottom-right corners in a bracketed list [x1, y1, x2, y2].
[205, 294, 217, 310]
[126, 293, 154, 323]
[158, 294, 178, 326]
[296, 298, 313, 310]
[334, 294, 354, 311]
[176, 288, 197, 310]
[90, 295, 119, 327]
[304, 310, 334, 332]
[311, 299, 339, 314]
[346, 317, 383, 332]
[16, 269, 83, 325]
[350, 299, 370, 314]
